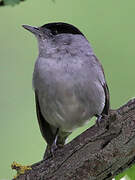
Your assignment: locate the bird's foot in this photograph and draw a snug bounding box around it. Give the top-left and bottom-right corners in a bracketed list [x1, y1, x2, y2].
[96, 115, 103, 127]
[50, 141, 58, 157]
[43, 143, 63, 160]
[43, 133, 59, 160]
[50, 128, 59, 156]
[96, 114, 111, 129]
[43, 146, 51, 160]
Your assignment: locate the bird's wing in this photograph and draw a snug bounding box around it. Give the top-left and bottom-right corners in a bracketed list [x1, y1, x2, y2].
[93, 55, 110, 115]
[35, 91, 54, 146]
[102, 82, 110, 115]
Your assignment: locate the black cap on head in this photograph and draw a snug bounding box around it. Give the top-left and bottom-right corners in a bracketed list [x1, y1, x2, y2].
[40, 22, 84, 36]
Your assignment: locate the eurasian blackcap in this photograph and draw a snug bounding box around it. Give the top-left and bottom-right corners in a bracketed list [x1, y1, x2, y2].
[22, 22, 110, 158]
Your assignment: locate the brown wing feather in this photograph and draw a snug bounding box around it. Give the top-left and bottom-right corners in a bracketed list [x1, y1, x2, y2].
[35, 91, 54, 146]
[102, 83, 110, 115]
[93, 55, 110, 115]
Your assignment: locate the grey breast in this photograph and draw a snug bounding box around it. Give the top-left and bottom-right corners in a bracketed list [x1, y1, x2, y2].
[33, 34, 105, 132]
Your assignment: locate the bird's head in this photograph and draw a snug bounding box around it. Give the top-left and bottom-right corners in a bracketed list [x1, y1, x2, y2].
[22, 22, 91, 56]
[22, 22, 84, 39]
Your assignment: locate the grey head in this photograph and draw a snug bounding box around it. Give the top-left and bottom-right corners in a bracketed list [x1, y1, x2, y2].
[22, 22, 94, 57]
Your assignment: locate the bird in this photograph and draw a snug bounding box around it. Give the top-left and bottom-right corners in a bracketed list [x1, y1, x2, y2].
[22, 22, 110, 158]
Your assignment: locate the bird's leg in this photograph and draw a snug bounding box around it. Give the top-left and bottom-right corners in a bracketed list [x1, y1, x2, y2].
[96, 114, 103, 127]
[43, 145, 51, 160]
[43, 128, 59, 159]
[50, 128, 59, 156]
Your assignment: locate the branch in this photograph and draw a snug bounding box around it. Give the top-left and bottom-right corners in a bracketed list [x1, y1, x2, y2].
[13, 98, 135, 180]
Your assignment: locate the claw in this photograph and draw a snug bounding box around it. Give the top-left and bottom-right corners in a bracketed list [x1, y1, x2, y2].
[43, 128, 59, 159]
[96, 115, 102, 127]
[50, 133, 58, 156]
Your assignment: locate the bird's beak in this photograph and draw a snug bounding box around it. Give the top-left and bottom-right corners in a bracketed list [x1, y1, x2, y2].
[22, 25, 40, 35]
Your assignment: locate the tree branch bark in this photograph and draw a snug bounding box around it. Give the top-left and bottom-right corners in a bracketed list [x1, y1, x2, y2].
[13, 98, 135, 180]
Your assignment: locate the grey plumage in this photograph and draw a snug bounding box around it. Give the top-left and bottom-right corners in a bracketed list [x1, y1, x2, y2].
[22, 22, 110, 157]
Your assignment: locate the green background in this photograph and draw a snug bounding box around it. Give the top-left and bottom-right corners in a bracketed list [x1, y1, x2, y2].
[0, 0, 135, 179]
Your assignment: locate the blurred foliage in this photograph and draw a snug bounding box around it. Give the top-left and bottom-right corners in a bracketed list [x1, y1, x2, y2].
[0, 0, 26, 6]
[116, 165, 135, 180]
